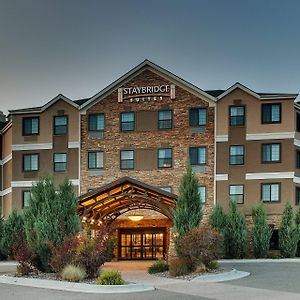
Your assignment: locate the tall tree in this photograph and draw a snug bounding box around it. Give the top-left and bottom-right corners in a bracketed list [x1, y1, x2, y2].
[226, 201, 247, 258]
[279, 202, 298, 258]
[173, 165, 203, 240]
[251, 204, 272, 258]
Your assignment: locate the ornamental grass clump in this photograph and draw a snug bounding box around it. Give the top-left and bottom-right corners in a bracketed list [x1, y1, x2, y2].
[148, 260, 169, 274]
[169, 257, 189, 277]
[61, 264, 86, 282]
[96, 270, 125, 285]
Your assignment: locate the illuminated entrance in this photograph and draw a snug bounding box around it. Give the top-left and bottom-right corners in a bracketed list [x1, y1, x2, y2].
[119, 228, 165, 260]
[78, 176, 177, 260]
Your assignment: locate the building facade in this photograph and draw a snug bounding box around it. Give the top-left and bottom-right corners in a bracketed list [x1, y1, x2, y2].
[0, 60, 299, 259]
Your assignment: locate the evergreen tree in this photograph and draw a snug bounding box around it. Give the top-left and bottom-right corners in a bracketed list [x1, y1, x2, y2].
[251, 204, 272, 258]
[0, 210, 24, 258]
[24, 175, 80, 271]
[0, 217, 6, 260]
[225, 201, 247, 258]
[279, 202, 298, 258]
[294, 207, 300, 256]
[173, 165, 203, 240]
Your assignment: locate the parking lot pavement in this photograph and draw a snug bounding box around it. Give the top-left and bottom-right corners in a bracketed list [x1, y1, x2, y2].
[221, 261, 300, 294]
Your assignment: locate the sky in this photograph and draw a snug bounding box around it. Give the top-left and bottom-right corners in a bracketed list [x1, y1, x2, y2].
[0, 0, 300, 114]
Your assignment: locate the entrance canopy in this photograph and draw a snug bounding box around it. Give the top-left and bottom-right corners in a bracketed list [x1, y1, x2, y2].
[78, 177, 177, 224]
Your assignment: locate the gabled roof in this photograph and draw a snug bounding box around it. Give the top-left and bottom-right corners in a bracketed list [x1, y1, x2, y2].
[80, 59, 217, 113]
[216, 82, 298, 100]
[9, 94, 79, 115]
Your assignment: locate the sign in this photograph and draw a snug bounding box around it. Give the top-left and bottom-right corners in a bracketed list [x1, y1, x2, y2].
[118, 84, 175, 103]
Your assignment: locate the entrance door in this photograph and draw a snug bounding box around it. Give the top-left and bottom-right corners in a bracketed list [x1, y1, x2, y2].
[119, 228, 165, 260]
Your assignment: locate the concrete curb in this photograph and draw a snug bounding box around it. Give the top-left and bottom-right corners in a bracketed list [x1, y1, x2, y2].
[191, 269, 250, 282]
[219, 258, 300, 263]
[0, 275, 155, 294]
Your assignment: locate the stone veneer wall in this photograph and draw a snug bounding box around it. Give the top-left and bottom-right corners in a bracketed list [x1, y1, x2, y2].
[80, 69, 215, 220]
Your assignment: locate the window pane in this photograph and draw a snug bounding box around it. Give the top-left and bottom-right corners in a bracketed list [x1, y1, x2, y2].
[198, 109, 207, 125]
[55, 116, 67, 126]
[272, 105, 280, 122]
[23, 192, 31, 207]
[31, 118, 39, 134]
[158, 149, 172, 159]
[198, 148, 206, 164]
[31, 155, 38, 170]
[230, 106, 245, 126]
[158, 149, 172, 168]
[54, 154, 67, 162]
[158, 110, 172, 129]
[271, 144, 280, 161]
[122, 112, 134, 122]
[198, 186, 206, 203]
[189, 147, 198, 164]
[262, 184, 271, 201]
[189, 109, 198, 126]
[121, 150, 133, 160]
[271, 184, 279, 201]
[230, 146, 244, 155]
[262, 145, 271, 161]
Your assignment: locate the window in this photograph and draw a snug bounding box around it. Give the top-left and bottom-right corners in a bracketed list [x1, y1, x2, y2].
[296, 187, 300, 205]
[121, 112, 135, 131]
[230, 145, 244, 165]
[23, 191, 31, 208]
[53, 153, 67, 172]
[54, 116, 67, 135]
[261, 183, 280, 202]
[297, 150, 300, 169]
[158, 148, 172, 168]
[297, 113, 300, 132]
[262, 103, 281, 124]
[198, 186, 206, 203]
[229, 185, 244, 204]
[120, 150, 134, 169]
[262, 143, 281, 163]
[23, 154, 39, 171]
[189, 147, 207, 165]
[160, 186, 172, 193]
[88, 113, 104, 131]
[229, 106, 245, 126]
[23, 117, 39, 135]
[88, 151, 104, 169]
[189, 108, 207, 126]
[158, 110, 172, 129]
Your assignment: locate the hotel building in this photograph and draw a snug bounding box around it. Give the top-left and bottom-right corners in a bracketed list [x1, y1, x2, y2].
[0, 60, 299, 259]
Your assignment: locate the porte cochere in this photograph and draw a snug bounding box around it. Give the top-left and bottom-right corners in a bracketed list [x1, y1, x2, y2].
[78, 177, 177, 260]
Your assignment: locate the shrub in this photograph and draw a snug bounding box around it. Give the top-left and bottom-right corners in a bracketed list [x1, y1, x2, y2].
[279, 202, 298, 258]
[251, 204, 272, 258]
[0, 218, 6, 260]
[12, 233, 36, 276]
[176, 226, 222, 270]
[169, 257, 189, 277]
[225, 201, 247, 258]
[148, 260, 169, 274]
[1, 210, 24, 258]
[96, 270, 125, 285]
[207, 260, 220, 270]
[74, 224, 115, 278]
[173, 165, 203, 245]
[61, 265, 86, 282]
[48, 234, 80, 274]
[294, 207, 300, 257]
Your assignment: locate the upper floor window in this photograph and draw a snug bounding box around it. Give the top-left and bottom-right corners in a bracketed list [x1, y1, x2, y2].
[54, 116, 68, 135]
[189, 147, 207, 165]
[262, 143, 281, 163]
[158, 148, 172, 168]
[198, 186, 206, 203]
[120, 150, 134, 169]
[53, 153, 67, 172]
[22, 191, 31, 208]
[261, 183, 280, 202]
[121, 112, 135, 131]
[23, 117, 39, 135]
[229, 106, 245, 126]
[88, 151, 104, 169]
[158, 110, 172, 129]
[88, 113, 104, 131]
[262, 103, 281, 124]
[189, 108, 207, 126]
[229, 145, 244, 165]
[23, 154, 39, 172]
[229, 185, 244, 204]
